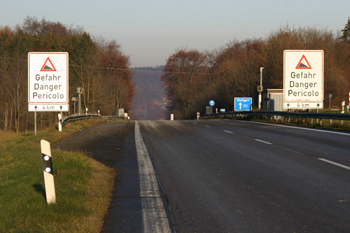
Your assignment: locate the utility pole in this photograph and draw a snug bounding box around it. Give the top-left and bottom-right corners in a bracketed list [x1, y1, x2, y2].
[258, 67, 264, 110]
[77, 87, 83, 114]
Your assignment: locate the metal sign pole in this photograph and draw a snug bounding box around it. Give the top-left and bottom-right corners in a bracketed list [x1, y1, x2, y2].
[34, 112, 37, 135]
[78, 93, 81, 115]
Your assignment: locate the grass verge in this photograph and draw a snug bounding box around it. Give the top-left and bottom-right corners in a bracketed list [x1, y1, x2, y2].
[0, 118, 116, 232]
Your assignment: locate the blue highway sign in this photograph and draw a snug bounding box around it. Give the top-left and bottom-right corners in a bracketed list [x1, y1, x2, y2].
[234, 97, 252, 111]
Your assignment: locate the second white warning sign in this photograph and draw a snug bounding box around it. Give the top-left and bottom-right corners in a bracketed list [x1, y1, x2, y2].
[283, 50, 324, 109]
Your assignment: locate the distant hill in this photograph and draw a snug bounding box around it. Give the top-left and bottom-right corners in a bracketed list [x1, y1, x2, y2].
[130, 66, 167, 120]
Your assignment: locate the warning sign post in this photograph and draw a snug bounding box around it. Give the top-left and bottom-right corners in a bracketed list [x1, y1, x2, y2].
[283, 50, 324, 109]
[28, 52, 69, 111]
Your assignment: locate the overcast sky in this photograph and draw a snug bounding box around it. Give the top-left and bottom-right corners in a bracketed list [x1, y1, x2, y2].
[1, 0, 349, 67]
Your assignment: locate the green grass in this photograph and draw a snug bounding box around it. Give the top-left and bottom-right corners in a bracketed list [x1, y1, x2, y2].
[0, 118, 116, 232]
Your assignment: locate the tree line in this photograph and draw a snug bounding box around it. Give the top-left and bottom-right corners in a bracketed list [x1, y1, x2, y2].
[162, 20, 350, 119]
[0, 17, 134, 132]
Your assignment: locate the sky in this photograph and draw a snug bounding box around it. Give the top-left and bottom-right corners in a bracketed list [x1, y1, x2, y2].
[0, 0, 349, 67]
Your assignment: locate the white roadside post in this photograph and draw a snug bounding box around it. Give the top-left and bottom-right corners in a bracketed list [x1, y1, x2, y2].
[58, 113, 62, 132]
[40, 140, 56, 204]
[341, 101, 345, 126]
[170, 114, 174, 121]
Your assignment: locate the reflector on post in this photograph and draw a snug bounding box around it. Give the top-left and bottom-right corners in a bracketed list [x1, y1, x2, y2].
[40, 139, 56, 204]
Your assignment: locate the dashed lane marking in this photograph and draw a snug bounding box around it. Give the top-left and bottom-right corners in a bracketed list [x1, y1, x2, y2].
[254, 139, 273, 145]
[318, 158, 350, 171]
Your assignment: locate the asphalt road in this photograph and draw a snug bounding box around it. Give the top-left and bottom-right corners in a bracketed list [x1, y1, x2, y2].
[54, 120, 350, 232]
[140, 120, 350, 233]
[53, 121, 173, 233]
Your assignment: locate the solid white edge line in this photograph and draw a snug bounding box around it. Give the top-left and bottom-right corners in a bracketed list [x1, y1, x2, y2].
[135, 121, 172, 233]
[254, 139, 273, 145]
[318, 158, 350, 171]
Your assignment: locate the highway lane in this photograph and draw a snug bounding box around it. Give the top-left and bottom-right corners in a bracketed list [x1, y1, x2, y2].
[139, 120, 350, 232]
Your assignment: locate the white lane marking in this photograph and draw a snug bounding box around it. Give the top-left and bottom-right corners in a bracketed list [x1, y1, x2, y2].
[135, 121, 171, 233]
[241, 120, 350, 137]
[318, 158, 350, 171]
[205, 125, 210, 128]
[254, 139, 273, 145]
[224, 130, 234, 134]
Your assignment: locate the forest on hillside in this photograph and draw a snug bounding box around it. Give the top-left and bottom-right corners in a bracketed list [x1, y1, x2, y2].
[130, 67, 167, 120]
[0, 17, 134, 132]
[162, 20, 350, 119]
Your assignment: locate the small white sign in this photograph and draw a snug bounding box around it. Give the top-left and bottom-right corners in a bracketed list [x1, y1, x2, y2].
[283, 102, 323, 109]
[28, 52, 69, 111]
[283, 50, 324, 109]
[28, 104, 69, 112]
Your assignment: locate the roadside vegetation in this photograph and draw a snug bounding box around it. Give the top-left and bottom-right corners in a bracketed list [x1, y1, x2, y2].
[162, 19, 350, 119]
[0, 118, 115, 232]
[0, 17, 134, 133]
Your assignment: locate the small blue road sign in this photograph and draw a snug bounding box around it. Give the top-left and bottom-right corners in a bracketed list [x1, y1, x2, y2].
[209, 100, 215, 106]
[234, 98, 252, 111]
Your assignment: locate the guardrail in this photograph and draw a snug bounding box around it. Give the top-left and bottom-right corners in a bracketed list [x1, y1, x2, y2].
[62, 114, 101, 126]
[204, 111, 350, 121]
[62, 114, 126, 126]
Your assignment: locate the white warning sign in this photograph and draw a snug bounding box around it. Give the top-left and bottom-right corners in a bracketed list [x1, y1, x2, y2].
[283, 50, 324, 109]
[28, 52, 69, 112]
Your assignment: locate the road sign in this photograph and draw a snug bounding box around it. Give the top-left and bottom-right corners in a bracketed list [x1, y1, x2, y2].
[283, 102, 323, 109]
[209, 100, 215, 106]
[234, 97, 252, 111]
[28, 52, 69, 111]
[28, 104, 69, 112]
[283, 50, 324, 109]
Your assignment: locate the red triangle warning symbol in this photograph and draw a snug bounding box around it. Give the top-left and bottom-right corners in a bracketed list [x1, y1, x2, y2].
[295, 55, 312, 69]
[40, 57, 57, 71]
